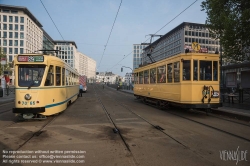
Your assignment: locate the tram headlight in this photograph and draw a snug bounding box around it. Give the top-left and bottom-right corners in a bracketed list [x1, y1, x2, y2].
[24, 94, 32, 100]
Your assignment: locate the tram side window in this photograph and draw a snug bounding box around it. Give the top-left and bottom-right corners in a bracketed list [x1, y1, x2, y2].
[134, 73, 138, 84]
[193, 60, 198, 81]
[144, 70, 149, 84]
[69, 72, 72, 85]
[66, 69, 69, 86]
[73, 74, 76, 85]
[62, 68, 65, 86]
[150, 68, 156, 84]
[167, 64, 173, 83]
[157, 65, 166, 83]
[183, 60, 191, 81]
[213, 61, 218, 81]
[200, 60, 212, 81]
[139, 72, 143, 84]
[56, 66, 61, 86]
[45, 65, 54, 86]
[174, 62, 180, 82]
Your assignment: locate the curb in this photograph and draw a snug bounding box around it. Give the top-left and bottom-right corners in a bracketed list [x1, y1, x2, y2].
[211, 108, 250, 121]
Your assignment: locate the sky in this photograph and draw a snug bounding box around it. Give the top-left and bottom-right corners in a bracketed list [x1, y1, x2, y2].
[1, 0, 208, 76]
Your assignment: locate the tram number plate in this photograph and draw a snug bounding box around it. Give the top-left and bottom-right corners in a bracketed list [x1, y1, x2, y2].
[21, 101, 36, 105]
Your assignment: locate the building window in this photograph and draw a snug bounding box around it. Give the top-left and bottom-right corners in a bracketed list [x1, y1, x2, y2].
[15, 32, 18, 38]
[11, 10, 18, 14]
[9, 48, 13, 54]
[15, 24, 18, 31]
[9, 24, 13, 30]
[3, 24, 7, 30]
[3, 15, 7, 22]
[20, 17, 24, 23]
[20, 48, 24, 54]
[9, 16, 13, 22]
[3, 47, 7, 54]
[9, 55, 13, 62]
[3, 40, 7, 46]
[15, 48, 18, 54]
[9, 32, 13, 38]
[9, 40, 13, 46]
[20, 40, 24, 46]
[20, 32, 24, 38]
[20, 25, 24, 31]
[14, 40, 18, 46]
[15, 16, 18, 23]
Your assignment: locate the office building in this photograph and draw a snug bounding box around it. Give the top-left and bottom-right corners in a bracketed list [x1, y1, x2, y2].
[78, 51, 96, 81]
[142, 22, 220, 64]
[133, 44, 147, 69]
[54, 40, 78, 70]
[0, 4, 43, 63]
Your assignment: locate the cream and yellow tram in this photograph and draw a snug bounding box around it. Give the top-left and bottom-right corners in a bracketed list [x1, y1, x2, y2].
[12, 54, 79, 119]
[134, 52, 222, 109]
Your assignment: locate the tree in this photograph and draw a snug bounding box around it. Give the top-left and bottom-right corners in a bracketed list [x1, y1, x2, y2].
[201, 0, 250, 62]
[0, 47, 12, 76]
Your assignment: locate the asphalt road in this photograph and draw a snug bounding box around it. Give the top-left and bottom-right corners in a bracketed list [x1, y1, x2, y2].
[0, 84, 249, 166]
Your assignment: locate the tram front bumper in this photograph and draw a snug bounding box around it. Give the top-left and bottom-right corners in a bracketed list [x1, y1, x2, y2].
[13, 107, 45, 113]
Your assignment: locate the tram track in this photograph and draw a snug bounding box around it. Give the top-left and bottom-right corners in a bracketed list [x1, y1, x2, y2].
[98, 86, 188, 148]
[96, 85, 227, 165]
[15, 115, 57, 151]
[104, 86, 250, 142]
[93, 85, 139, 166]
[137, 97, 250, 142]
[129, 94, 250, 143]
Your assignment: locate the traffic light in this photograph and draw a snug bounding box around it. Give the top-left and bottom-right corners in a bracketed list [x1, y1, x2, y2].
[121, 67, 123, 72]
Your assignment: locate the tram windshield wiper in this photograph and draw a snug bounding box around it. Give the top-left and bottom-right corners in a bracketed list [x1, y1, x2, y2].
[27, 69, 43, 89]
[28, 81, 35, 89]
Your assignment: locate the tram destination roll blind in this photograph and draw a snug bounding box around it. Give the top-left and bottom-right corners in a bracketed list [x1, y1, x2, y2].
[18, 56, 44, 62]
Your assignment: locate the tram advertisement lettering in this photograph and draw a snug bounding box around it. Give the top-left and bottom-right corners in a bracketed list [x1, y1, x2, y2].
[34, 56, 44, 62]
[18, 56, 44, 62]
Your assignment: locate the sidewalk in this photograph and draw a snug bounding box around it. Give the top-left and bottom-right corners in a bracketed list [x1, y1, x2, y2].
[0, 88, 15, 104]
[117, 88, 250, 120]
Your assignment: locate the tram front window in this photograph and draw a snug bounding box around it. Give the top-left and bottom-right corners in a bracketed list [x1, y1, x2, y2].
[18, 65, 45, 87]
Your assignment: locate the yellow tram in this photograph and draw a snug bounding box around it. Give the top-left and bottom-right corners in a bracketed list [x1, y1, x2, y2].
[12, 53, 79, 119]
[133, 52, 222, 109]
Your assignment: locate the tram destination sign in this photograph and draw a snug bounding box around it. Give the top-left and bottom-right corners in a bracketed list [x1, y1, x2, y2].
[18, 56, 44, 62]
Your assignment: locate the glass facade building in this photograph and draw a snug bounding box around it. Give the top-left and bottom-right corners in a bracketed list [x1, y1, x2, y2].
[54, 41, 77, 69]
[133, 44, 147, 69]
[142, 22, 220, 65]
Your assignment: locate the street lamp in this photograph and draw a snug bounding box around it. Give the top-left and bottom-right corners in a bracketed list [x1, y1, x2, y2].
[121, 66, 133, 90]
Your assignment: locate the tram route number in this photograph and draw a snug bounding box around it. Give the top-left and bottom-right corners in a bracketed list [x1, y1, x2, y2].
[21, 101, 36, 105]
